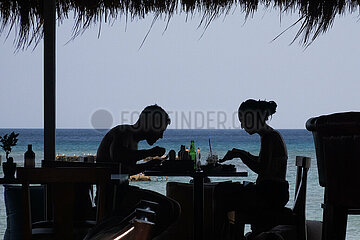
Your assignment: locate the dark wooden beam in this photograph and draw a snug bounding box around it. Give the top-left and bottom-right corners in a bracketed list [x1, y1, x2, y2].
[44, 0, 56, 161]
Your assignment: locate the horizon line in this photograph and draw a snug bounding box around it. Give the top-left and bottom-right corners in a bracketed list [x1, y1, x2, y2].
[0, 127, 307, 130]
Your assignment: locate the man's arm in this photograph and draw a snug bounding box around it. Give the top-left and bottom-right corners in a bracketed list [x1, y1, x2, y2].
[128, 159, 163, 175]
[110, 142, 164, 164]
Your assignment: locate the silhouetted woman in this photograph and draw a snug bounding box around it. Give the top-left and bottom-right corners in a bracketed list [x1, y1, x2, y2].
[215, 99, 289, 238]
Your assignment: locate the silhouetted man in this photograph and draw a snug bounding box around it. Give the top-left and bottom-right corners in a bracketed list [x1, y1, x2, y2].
[96, 105, 179, 238]
[97, 105, 169, 174]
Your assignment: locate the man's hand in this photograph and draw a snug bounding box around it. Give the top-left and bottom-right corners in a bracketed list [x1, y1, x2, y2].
[146, 158, 163, 168]
[149, 146, 166, 157]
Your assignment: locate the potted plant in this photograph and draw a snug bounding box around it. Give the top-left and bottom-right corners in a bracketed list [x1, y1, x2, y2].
[0, 132, 19, 179]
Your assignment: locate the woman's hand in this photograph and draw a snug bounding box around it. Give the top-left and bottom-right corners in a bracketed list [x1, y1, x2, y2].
[233, 148, 251, 161]
[232, 148, 249, 156]
[219, 150, 238, 163]
[219, 148, 248, 163]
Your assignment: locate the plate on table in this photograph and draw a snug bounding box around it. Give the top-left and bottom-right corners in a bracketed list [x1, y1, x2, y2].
[202, 163, 236, 173]
[159, 160, 194, 172]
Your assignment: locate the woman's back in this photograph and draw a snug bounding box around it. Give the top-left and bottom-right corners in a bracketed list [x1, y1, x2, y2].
[257, 129, 288, 183]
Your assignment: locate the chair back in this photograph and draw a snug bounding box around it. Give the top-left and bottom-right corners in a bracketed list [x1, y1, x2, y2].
[322, 135, 360, 208]
[291, 156, 311, 240]
[42, 160, 121, 174]
[166, 181, 219, 240]
[4, 185, 45, 240]
[83, 204, 156, 240]
[306, 112, 360, 208]
[86, 219, 154, 240]
[292, 156, 311, 217]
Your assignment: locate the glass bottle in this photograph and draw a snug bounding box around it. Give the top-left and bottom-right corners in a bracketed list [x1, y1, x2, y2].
[184, 148, 190, 161]
[24, 144, 35, 168]
[196, 148, 201, 169]
[189, 140, 196, 169]
[178, 145, 185, 160]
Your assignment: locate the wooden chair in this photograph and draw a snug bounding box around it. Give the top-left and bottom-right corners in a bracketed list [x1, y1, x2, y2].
[36, 160, 154, 240]
[17, 167, 111, 240]
[306, 112, 360, 240]
[229, 156, 311, 240]
[41, 160, 122, 220]
[166, 181, 221, 240]
[83, 200, 158, 240]
[114, 219, 154, 240]
[3, 185, 46, 240]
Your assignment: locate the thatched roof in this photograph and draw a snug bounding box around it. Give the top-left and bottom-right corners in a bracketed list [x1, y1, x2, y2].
[0, 0, 359, 49]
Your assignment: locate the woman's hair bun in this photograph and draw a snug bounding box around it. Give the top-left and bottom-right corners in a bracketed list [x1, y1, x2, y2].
[239, 99, 277, 120]
[267, 101, 277, 115]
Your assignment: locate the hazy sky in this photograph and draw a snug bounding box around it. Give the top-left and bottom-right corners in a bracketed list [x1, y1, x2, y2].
[1, 8, 360, 129]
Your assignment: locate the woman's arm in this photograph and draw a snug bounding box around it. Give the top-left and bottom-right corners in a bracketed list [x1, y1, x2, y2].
[247, 134, 275, 176]
[234, 149, 263, 174]
[220, 148, 261, 172]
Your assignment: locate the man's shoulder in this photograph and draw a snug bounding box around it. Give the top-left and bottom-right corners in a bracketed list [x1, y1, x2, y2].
[108, 125, 134, 139]
[109, 125, 132, 133]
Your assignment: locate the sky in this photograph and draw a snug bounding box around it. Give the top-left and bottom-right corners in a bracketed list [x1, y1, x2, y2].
[1, 7, 360, 129]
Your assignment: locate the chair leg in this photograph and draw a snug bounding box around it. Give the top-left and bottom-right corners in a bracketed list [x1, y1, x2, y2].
[231, 211, 245, 240]
[322, 204, 348, 240]
[232, 222, 245, 240]
[239, 223, 246, 240]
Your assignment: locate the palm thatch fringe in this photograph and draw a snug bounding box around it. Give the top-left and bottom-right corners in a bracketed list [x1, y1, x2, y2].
[0, 0, 359, 49]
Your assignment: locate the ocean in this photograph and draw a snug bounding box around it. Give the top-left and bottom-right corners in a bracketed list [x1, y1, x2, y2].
[0, 129, 359, 239]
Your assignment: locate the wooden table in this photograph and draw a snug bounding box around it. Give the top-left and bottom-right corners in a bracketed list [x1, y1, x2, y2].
[0, 177, 21, 184]
[16, 167, 112, 240]
[144, 169, 248, 240]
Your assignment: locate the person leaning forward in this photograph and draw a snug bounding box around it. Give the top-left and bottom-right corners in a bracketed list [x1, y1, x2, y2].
[214, 99, 289, 239]
[96, 105, 180, 238]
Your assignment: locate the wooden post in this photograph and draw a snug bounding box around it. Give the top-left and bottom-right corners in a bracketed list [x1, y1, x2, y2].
[193, 171, 204, 240]
[22, 181, 32, 240]
[44, 0, 56, 161]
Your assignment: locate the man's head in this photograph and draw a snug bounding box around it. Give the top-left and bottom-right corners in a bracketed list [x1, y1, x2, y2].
[135, 105, 171, 145]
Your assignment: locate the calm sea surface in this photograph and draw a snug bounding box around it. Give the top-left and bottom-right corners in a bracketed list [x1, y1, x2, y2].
[0, 129, 359, 239]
